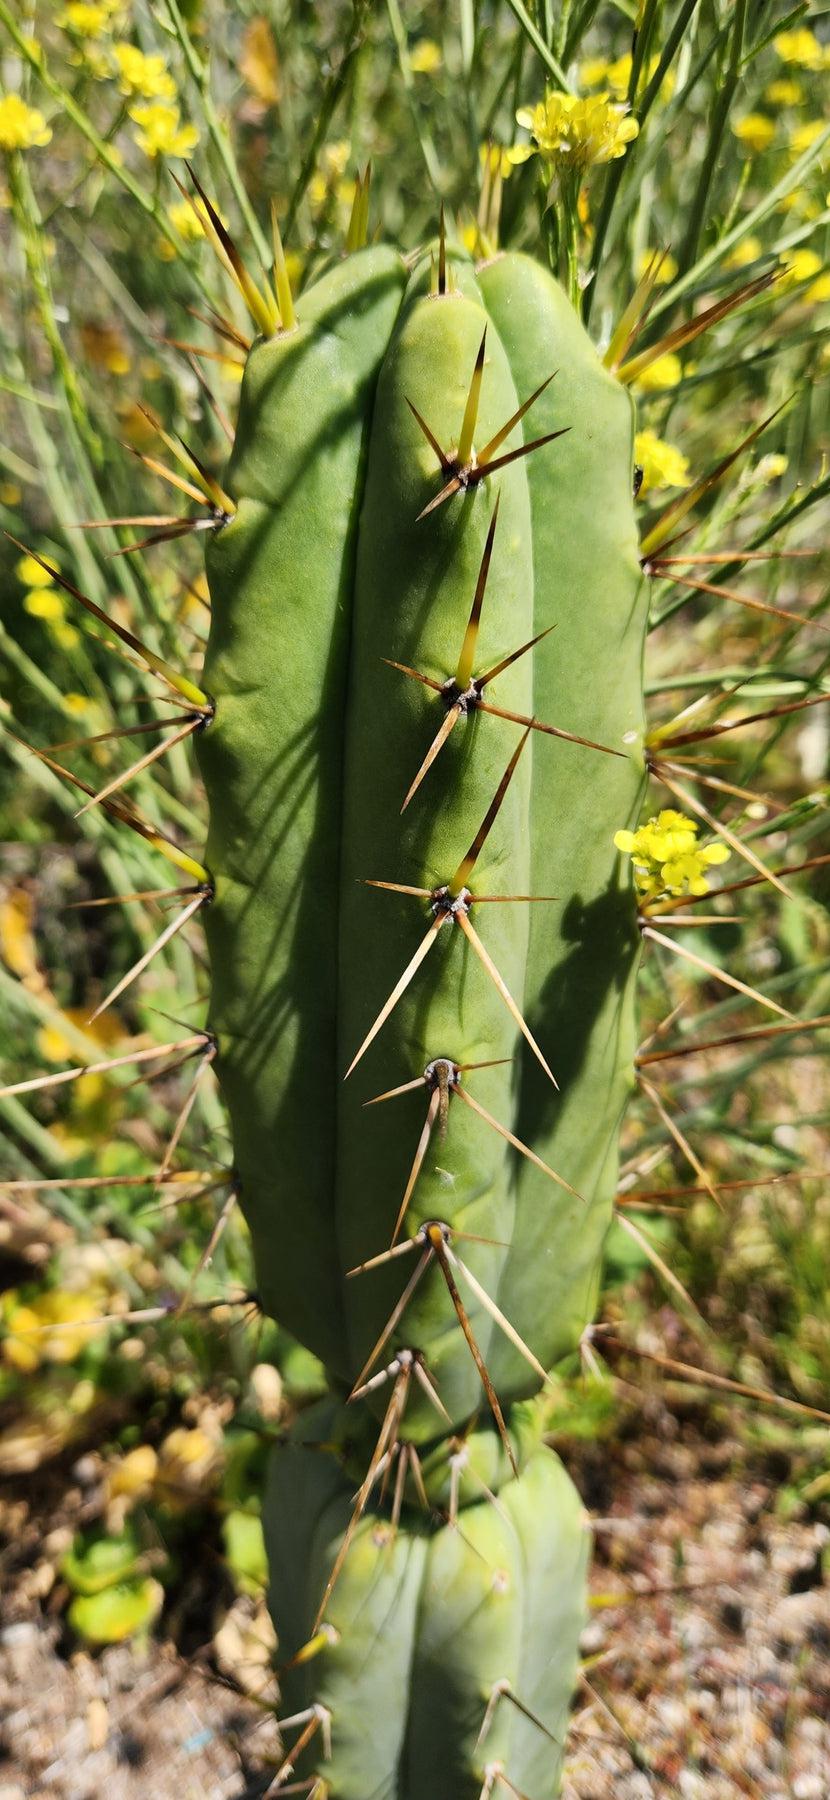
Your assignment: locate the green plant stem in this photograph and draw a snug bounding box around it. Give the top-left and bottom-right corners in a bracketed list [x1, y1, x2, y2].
[163, 0, 272, 272]
[502, 0, 573, 90]
[283, 0, 368, 246]
[649, 125, 830, 320]
[583, 0, 703, 323]
[677, 0, 747, 276]
[386, 0, 443, 190]
[8, 155, 104, 471]
[0, 1092, 71, 1170]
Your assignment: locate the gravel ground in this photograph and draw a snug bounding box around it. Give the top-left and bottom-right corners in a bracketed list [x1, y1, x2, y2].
[1, 1421, 828, 1800]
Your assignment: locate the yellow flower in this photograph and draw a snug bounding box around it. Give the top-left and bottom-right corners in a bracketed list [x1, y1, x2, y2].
[112, 43, 176, 101]
[749, 453, 788, 487]
[57, 2, 112, 37]
[74, 42, 111, 79]
[2, 1289, 105, 1372]
[634, 429, 690, 495]
[80, 320, 131, 374]
[320, 140, 350, 180]
[636, 247, 677, 284]
[789, 119, 825, 159]
[53, 621, 80, 651]
[614, 809, 730, 902]
[765, 78, 803, 107]
[0, 94, 52, 152]
[2, 1304, 41, 1372]
[0, 888, 43, 991]
[634, 350, 682, 391]
[158, 196, 231, 258]
[24, 587, 64, 622]
[777, 186, 820, 219]
[239, 15, 281, 106]
[168, 196, 206, 239]
[732, 113, 775, 153]
[780, 246, 823, 288]
[129, 101, 199, 159]
[410, 39, 442, 75]
[510, 91, 639, 175]
[155, 1426, 223, 1509]
[308, 142, 353, 214]
[579, 52, 672, 102]
[725, 233, 762, 268]
[106, 1444, 158, 1503]
[773, 28, 827, 71]
[15, 551, 58, 586]
[36, 1004, 122, 1066]
[0, 480, 22, 505]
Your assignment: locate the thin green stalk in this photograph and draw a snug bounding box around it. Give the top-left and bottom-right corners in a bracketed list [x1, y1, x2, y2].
[502, 0, 573, 91]
[283, 0, 368, 246]
[386, 0, 443, 190]
[0, 375, 59, 410]
[0, 1092, 72, 1170]
[649, 124, 830, 320]
[583, 0, 703, 322]
[163, 0, 272, 272]
[652, 468, 830, 628]
[677, 0, 748, 276]
[8, 156, 104, 470]
[554, 0, 572, 62]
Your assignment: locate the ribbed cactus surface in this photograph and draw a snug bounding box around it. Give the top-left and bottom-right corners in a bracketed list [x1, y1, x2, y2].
[196, 238, 648, 1798]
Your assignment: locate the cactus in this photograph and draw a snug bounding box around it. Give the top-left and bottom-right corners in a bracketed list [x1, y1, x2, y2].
[192, 231, 647, 1796]
[3, 8, 829, 1792]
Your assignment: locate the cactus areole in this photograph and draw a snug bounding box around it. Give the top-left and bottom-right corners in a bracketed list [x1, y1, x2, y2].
[196, 239, 648, 1798]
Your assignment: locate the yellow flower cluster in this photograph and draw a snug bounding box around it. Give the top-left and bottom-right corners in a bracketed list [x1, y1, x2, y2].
[634, 429, 690, 495]
[410, 39, 442, 75]
[2, 1288, 105, 1373]
[614, 810, 730, 902]
[129, 99, 199, 159]
[732, 113, 775, 153]
[308, 140, 355, 216]
[0, 94, 52, 152]
[510, 92, 639, 175]
[16, 551, 79, 648]
[579, 52, 674, 103]
[635, 350, 682, 392]
[113, 43, 176, 100]
[773, 28, 830, 71]
[57, 0, 122, 38]
[636, 247, 678, 284]
[765, 78, 803, 107]
[780, 247, 830, 303]
[166, 196, 207, 241]
[725, 233, 762, 269]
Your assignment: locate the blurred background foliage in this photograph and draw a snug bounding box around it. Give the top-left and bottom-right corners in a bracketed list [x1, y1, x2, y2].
[0, 0, 828, 1666]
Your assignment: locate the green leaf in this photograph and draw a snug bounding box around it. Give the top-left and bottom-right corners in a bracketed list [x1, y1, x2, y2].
[68, 1578, 164, 1644]
[222, 1508, 268, 1597]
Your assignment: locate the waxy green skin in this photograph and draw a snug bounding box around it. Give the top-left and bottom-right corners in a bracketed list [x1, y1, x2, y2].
[266, 1408, 588, 1800]
[199, 242, 646, 1797]
[198, 246, 407, 1373]
[478, 254, 647, 1392]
